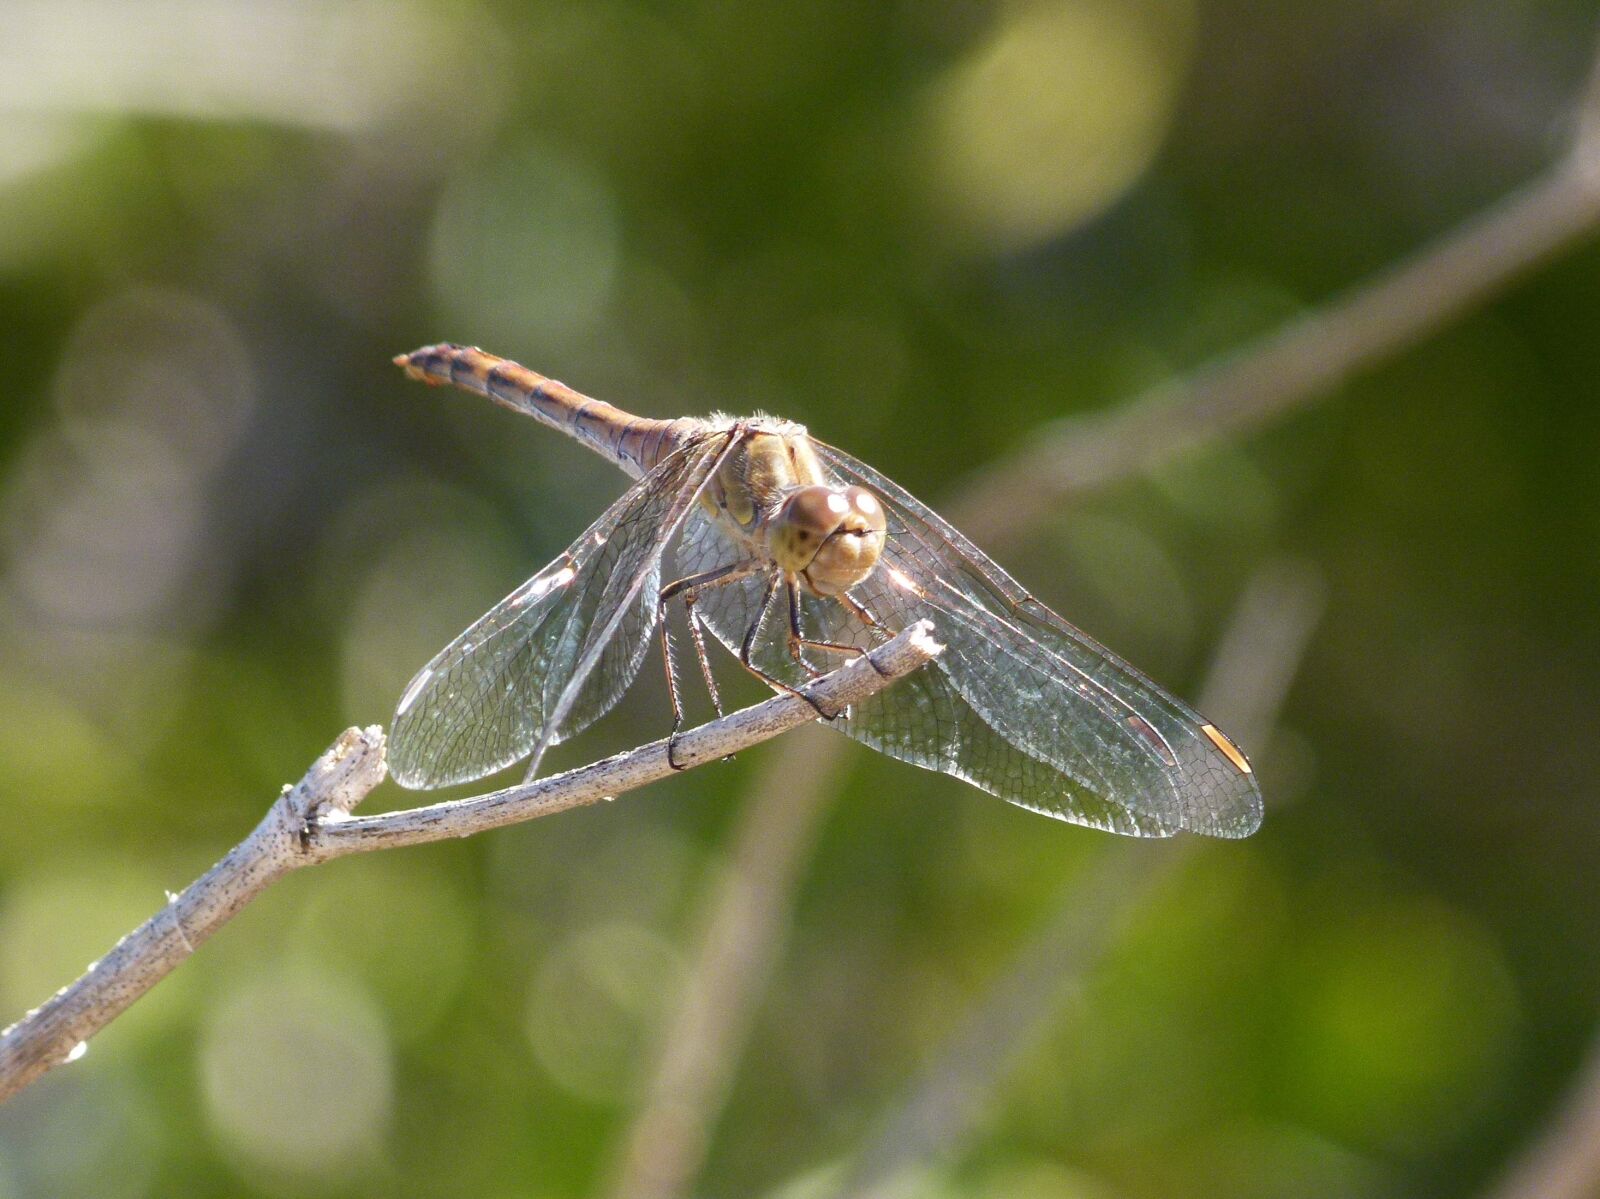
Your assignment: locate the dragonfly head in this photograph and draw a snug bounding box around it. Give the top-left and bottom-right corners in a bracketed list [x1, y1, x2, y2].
[771, 484, 887, 594]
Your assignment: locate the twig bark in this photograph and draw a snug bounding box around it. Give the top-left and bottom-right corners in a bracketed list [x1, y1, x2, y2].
[308, 623, 938, 859]
[0, 622, 941, 1106]
[0, 727, 386, 1106]
[606, 36, 1600, 1199]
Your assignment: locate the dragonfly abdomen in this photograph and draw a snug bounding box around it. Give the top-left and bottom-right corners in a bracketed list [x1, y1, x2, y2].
[394, 344, 700, 477]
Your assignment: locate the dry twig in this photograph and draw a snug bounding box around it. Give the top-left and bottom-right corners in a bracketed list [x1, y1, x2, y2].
[0, 623, 941, 1106]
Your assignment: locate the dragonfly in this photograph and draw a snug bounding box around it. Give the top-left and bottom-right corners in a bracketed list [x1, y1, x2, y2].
[387, 345, 1262, 838]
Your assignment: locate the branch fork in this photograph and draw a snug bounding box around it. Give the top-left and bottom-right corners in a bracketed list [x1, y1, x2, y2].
[0, 621, 942, 1105]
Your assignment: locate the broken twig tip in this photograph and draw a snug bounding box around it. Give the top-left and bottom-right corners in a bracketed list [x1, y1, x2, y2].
[905, 619, 944, 658]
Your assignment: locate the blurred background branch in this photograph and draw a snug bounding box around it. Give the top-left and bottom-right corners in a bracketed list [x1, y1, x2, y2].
[4, 2, 1599, 1194]
[1481, 1025, 1600, 1199]
[604, 26, 1600, 1199]
[832, 561, 1325, 1198]
[953, 134, 1600, 544]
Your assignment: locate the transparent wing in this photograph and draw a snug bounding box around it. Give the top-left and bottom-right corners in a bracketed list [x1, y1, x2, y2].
[676, 446, 1262, 838]
[678, 513, 1180, 837]
[390, 433, 734, 789]
[812, 441, 1263, 838]
[674, 507, 799, 668]
[836, 655, 1187, 837]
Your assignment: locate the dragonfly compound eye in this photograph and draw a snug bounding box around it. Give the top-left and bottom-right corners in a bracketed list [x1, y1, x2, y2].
[773, 484, 886, 594]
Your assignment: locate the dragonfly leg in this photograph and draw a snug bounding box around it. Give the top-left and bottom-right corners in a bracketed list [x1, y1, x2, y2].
[658, 618, 690, 771]
[659, 559, 761, 606]
[830, 590, 894, 675]
[836, 590, 892, 641]
[659, 560, 761, 769]
[785, 582, 824, 681]
[683, 596, 723, 717]
[786, 580, 872, 680]
[735, 571, 841, 720]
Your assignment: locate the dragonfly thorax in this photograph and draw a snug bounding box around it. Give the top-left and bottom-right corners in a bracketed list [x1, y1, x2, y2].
[702, 429, 888, 594]
[771, 484, 887, 595]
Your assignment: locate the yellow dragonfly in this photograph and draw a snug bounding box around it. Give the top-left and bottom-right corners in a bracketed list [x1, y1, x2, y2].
[388, 345, 1261, 838]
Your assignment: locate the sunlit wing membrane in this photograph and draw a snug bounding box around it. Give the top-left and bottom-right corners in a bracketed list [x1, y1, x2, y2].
[839, 654, 1187, 838]
[677, 507, 1184, 836]
[809, 441, 1263, 838]
[389, 434, 733, 788]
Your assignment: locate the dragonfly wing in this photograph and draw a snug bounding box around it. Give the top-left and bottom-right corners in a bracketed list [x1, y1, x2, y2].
[676, 512, 1178, 835]
[673, 509, 771, 644]
[389, 433, 734, 789]
[675, 511, 863, 681]
[846, 660, 1185, 837]
[810, 441, 1263, 839]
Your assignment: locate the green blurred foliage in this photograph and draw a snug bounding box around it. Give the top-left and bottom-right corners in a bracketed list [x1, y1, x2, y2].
[0, 1, 1597, 1196]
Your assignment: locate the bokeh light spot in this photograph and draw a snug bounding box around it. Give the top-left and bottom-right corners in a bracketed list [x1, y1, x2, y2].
[3, 423, 203, 628]
[1, 0, 482, 133]
[427, 141, 621, 351]
[1280, 892, 1518, 1150]
[2, 287, 255, 633]
[918, 0, 1194, 254]
[0, 1071, 163, 1199]
[53, 287, 256, 473]
[291, 857, 473, 1041]
[335, 480, 526, 726]
[200, 967, 393, 1183]
[526, 922, 683, 1104]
